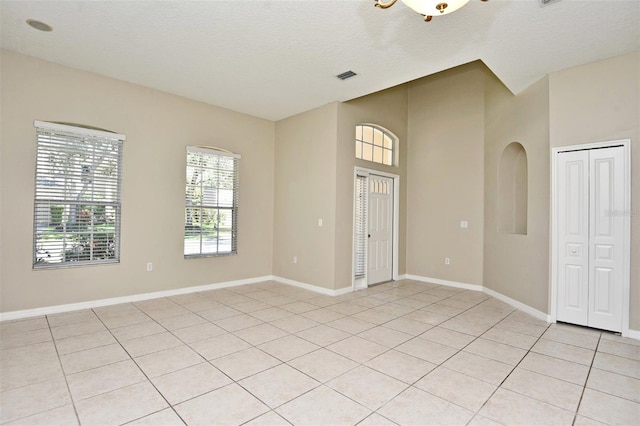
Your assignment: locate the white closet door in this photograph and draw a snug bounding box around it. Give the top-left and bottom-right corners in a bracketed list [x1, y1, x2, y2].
[588, 146, 625, 331]
[556, 146, 625, 332]
[557, 150, 590, 326]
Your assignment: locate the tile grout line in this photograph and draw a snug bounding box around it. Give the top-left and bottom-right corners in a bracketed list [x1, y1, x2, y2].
[89, 306, 191, 426]
[467, 319, 633, 422]
[571, 332, 602, 426]
[129, 292, 325, 422]
[6, 290, 349, 425]
[355, 290, 517, 422]
[4, 281, 635, 425]
[0, 317, 83, 423]
[206, 284, 436, 423]
[302, 285, 482, 390]
[465, 318, 554, 423]
[108, 297, 303, 423]
[48, 315, 82, 426]
[112, 289, 610, 425]
[181, 286, 381, 424]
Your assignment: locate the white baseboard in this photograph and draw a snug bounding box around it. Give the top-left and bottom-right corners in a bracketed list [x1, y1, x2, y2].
[0, 275, 273, 322]
[3, 273, 635, 339]
[270, 276, 352, 297]
[625, 329, 640, 340]
[334, 286, 354, 296]
[482, 287, 550, 322]
[402, 275, 639, 339]
[402, 274, 550, 323]
[0, 275, 354, 322]
[403, 274, 483, 292]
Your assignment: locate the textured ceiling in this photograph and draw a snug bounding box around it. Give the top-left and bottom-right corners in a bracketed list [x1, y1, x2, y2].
[1, 0, 638, 121]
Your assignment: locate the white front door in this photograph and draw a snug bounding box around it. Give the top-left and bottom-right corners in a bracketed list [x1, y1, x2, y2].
[368, 175, 393, 285]
[556, 145, 626, 332]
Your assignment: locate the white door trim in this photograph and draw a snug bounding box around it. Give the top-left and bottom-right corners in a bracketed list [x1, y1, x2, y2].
[551, 139, 631, 336]
[352, 167, 400, 291]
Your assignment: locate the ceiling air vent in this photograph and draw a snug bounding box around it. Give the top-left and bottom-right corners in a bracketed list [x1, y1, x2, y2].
[336, 70, 357, 80]
[539, 0, 562, 7]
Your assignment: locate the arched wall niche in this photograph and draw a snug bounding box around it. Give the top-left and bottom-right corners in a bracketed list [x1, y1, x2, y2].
[498, 142, 528, 235]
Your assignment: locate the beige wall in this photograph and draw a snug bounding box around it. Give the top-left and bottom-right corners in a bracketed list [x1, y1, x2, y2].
[483, 73, 551, 313]
[549, 52, 640, 330]
[406, 64, 485, 285]
[335, 86, 409, 289]
[2, 47, 638, 334]
[272, 103, 339, 290]
[0, 50, 275, 312]
[273, 85, 408, 292]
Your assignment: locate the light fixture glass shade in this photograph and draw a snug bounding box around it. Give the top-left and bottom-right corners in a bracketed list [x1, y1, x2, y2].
[401, 0, 470, 16]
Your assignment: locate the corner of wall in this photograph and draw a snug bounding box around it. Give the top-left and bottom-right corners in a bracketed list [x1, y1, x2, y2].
[272, 103, 339, 291]
[406, 63, 485, 285]
[483, 69, 551, 315]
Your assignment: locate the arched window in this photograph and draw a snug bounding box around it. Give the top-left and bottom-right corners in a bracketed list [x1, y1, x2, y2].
[498, 142, 528, 235]
[355, 124, 397, 166]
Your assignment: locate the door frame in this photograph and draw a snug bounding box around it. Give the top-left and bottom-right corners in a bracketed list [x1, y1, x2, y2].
[352, 167, 400, 290]
[550, 139, 631, 336]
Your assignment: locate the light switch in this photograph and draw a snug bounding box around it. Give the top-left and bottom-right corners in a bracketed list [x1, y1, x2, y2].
[460, 220, 468, 228]
[318, 218, 323, 227]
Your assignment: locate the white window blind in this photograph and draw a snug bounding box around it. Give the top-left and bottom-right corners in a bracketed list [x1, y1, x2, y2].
[33, 121, 125, 268]
[354, 175, 368, 277]
[185, 146, 240, 257]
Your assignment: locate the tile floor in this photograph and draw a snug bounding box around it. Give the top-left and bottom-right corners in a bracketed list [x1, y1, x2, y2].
[1, 279, 639, 425]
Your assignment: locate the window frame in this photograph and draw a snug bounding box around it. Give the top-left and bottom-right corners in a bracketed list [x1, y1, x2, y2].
[184, 146, 240, 258]
[32, 121, 125, 269]
[355, 124, 398, 166]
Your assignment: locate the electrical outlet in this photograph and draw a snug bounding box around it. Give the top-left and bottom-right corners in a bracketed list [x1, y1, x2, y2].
[146, 262, 153, 272]
[444, 258, 451, 265]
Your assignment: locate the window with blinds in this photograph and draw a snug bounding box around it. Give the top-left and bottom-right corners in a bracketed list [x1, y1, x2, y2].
[354, 175, 368, 277]
[185, 147, 240, 258]
[33, 121, 125, 268]
[355, 124, 397, 166]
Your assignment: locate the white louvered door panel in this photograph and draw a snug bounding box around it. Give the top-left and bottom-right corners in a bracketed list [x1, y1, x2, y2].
[354, 175, 368, 279]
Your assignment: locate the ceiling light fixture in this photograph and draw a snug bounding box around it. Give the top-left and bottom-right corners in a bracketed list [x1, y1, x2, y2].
[374, 0, 488, 22]
[26, 19, 53, 32]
